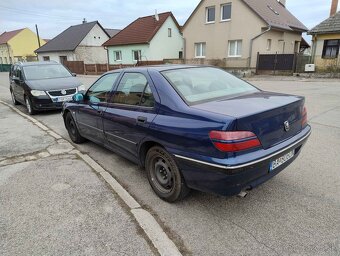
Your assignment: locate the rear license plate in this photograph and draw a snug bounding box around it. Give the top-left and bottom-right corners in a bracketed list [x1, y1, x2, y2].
[269, 150, 295, 172]
[55, 96, 73, 103]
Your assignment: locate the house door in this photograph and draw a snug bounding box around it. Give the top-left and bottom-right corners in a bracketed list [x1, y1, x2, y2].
[59, 56, 67, 64]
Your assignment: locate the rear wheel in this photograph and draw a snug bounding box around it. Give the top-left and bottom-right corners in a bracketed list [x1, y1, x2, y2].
[145, 146, 190, 202]
[65, 112, 86, 144]
[25, 96, 35, 115]
[10, 90, 19, 105]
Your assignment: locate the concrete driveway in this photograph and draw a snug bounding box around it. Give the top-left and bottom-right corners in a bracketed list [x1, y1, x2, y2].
[0, 72, 339, 255]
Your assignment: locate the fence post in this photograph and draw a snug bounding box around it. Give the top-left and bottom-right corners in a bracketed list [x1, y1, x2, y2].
[255, 52, 259, 75]
[292, 53, 297, 73]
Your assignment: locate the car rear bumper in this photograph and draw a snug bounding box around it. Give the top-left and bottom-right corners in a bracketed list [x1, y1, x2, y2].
[173, 125, 311, 196]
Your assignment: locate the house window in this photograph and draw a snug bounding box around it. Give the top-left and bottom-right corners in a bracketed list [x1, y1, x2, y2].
[195, 43, 206, 58]
[221, 3, 232, 21]
[4, 57, 7, 64]
[43, 56, 50, 61]
[267, 39, 272, 51]
[59, 56, 67, 64]
[168, 28, 172, 37]
[322, 40, 340, 59]
[206, 6, 215, 23]
[0, 57, 2, 64]
[228, 40, 242, 57]
[132, 50, 142, 61]
[113, 51, 122, 61]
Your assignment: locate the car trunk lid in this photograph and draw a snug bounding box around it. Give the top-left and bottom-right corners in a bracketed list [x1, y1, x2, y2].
[193, 91, 305, 149]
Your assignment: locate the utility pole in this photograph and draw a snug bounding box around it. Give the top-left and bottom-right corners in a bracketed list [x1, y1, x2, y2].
[35, 24, 41, 48]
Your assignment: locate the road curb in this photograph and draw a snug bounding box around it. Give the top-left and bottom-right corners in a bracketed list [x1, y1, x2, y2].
[0, 100, 183, 256]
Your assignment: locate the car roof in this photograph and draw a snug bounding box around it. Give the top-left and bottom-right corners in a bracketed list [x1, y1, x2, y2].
[15, 61, 60, 67]
[106, 64, 210, 74]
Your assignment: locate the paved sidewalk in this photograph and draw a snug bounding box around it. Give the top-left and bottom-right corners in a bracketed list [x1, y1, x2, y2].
[0, 104, 155, 256]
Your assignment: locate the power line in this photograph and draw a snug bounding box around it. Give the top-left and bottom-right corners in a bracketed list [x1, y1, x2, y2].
[0, 4, 83, 20]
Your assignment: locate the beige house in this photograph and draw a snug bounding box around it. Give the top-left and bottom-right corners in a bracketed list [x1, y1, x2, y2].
[182, 0, 307, 69]
[308, 0, 340, 72]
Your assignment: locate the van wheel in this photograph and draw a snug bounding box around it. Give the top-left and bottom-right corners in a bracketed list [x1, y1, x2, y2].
[65, 112, 86, 144]
[10, 90, 19, 105]
[25, 96, 35, 115]
[145, 146, 190, 202]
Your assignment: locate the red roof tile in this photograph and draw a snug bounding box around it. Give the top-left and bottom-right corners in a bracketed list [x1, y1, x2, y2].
[0, 28, 25, 44]
[103, 12, 180, 46]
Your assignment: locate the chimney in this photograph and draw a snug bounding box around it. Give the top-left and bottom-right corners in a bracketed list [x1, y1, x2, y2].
[278, 0, 286, 7]
[82, 18, 87, 24]
[330, 0, 339, 16]
[154, 9, 159, 22]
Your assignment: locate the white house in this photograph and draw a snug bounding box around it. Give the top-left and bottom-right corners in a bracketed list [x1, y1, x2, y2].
[35, 21, 110, 64]
[103, 12, 184, 65]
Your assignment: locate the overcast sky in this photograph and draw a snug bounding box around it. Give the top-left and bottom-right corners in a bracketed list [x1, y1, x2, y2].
[0, 0, 338, 40]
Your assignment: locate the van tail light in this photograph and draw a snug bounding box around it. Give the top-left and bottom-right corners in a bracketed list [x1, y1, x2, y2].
[209, 131, 262, 152]
[302, 106, 307, 127]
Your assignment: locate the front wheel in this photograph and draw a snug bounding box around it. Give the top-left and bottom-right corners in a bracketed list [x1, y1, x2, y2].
[65, 112, 86, 144]
[25, 96, 35, 115]
[145, 146, 190, 202]
[10, 90, 19, 105]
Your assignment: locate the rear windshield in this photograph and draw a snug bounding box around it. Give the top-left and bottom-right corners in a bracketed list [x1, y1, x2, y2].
[23, 64, 72, 80]
[161, 67, 258, 104]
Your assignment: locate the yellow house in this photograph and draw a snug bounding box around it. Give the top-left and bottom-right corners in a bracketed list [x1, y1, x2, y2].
[0, 28, 46, 64]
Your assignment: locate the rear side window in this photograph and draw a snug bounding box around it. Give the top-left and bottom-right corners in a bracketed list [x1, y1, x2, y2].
[112, 73, 154, 107]
[162, 67, 258, 104]
[87, 73, 120, 103]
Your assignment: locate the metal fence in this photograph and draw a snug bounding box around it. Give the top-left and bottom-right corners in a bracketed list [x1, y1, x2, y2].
[0, 64, 11, 72]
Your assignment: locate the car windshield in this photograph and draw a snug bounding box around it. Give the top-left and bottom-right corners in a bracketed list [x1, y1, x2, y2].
[162, 67, 259, 104]
[23, 64, 72, 80]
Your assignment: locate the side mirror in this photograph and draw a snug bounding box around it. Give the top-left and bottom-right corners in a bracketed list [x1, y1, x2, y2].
[72, 93, 84, 102]
[72, 73, 77, 77]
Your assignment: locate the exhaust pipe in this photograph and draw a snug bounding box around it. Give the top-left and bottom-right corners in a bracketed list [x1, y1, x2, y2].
[237, 191, 248, 198]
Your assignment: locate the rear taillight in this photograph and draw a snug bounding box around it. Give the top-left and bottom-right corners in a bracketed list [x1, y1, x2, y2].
[302, 106, 307, 127]
[209, 131, 262, 152]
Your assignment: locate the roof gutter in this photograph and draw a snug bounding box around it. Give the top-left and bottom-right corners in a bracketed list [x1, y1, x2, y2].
[248, 26, 272, 68]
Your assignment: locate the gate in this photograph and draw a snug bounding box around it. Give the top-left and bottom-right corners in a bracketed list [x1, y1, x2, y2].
[64, 61, 84, 74]
[256, 53, 296, 74]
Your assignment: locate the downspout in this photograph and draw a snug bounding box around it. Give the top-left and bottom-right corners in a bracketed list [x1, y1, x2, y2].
[248, 26, 272, 68]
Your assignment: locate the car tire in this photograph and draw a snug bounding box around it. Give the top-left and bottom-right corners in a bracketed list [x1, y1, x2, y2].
[10, 89, 19, 105]
[65, 112, 86, 144]
[145, 146, 190, 202]
[25, 96, 36, 115]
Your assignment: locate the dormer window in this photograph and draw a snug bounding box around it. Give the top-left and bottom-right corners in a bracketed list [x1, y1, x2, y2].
[206, 6, 215, 23]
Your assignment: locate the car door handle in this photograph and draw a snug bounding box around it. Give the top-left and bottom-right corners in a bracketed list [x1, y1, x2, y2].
[137, 116, 147, 124]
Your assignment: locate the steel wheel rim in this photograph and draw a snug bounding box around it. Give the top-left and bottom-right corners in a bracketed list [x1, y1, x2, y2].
[68, 117, 76, 136]
[151, 156, 174, 194]
[26, 98, 31, 113]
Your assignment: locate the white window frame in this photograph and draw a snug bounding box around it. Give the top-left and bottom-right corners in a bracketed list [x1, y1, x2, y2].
[228, 40, 242, 57]
[132, 50, 142, 61]
[266, 39, 272, 51]
[195, 43, 206, 58]
[221, 3, 232, 22]
[113, 51, 122, 61]
[206, 6, 216, 24]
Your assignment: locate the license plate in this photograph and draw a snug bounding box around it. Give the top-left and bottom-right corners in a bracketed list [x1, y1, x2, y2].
[55, 96, 73, 102]
[269, 150, 295, 172]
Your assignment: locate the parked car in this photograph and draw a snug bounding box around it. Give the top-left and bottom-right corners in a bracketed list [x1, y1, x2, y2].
[9, 61, 85, 114]
[62, 65, 311, 202]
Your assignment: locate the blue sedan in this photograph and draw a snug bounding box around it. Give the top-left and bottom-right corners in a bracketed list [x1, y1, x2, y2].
[62, 65, 311, 202]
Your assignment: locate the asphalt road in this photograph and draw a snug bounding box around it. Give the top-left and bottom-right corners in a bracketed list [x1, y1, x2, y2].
[1, 72, 339, 255]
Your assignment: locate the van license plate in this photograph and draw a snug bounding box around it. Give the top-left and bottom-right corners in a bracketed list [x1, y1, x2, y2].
[270, 150, 295, 172]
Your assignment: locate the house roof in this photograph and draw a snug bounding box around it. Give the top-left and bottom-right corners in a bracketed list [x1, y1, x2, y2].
[0, 28, 25, 44]
[103, 12, 180, 47]
[183, 0, 307, 32]
[35, 21, 109, 53]
[308, 12, 340, 35]
[105, 29, 121, 38]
